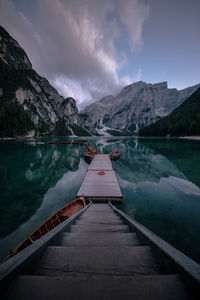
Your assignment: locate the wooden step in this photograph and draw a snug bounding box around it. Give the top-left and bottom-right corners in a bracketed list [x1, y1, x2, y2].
[35, 246, 162, 276]
[3, 275, 190, 300]
[76, 209, 124, 225]
[76, 219, 124, 225]
[77, 170, 122, 199]
[79, 214, 121, 222]
[81, 210, 119, 216]
[57, 232, 140, 247]
[69, 224, 130, 233]
[86, 204, 113, 212]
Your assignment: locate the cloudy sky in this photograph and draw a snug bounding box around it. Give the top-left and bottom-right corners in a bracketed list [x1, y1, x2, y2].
[0, 0, 199, 108]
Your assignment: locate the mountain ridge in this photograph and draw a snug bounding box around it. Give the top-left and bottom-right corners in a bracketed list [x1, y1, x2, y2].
[1, 25, 199, 137]
[139, 88, 200, 136]
[83, 80, 200, 135]
[0, 26, 96, 137]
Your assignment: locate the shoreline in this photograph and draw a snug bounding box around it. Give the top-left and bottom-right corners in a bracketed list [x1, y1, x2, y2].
[1, 135, 200, 141]
[178, 136, 200, 141]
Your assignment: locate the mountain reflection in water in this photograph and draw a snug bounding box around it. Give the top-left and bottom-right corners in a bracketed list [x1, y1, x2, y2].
[0, 143, 86, 237]
[0, 138, 200, 263]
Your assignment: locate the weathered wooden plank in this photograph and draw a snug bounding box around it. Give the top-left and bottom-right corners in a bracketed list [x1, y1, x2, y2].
[4, 275, 189, 300]
[77, 171, 122, 198]
[92, 154, 110, 160]
[82, 170, 118, 184]
[88, 154, 111, 170]
[88, 160, 113, 171]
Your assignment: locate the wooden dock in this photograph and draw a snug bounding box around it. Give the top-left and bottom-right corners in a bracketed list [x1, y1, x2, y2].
[1, 154, 200, 299]
[77, 154, 122, 202]
[1, 202, 199, 299]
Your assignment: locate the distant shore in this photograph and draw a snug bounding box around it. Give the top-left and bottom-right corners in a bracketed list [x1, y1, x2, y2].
[1, 135, 200, 141]
[178, 136, 200, 141]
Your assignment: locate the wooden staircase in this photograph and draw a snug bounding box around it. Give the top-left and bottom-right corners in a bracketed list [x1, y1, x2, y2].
[3, 203, 191, 299]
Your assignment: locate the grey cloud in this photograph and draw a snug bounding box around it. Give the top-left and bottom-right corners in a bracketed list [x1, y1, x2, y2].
[0, 0, 149, 103]
[116, 0, 150, 51]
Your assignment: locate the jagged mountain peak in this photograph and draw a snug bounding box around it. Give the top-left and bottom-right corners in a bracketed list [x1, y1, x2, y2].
[118, 81, 147, 97]
[0, 26, 96, 137]
[151, 81, 168, 89]
[0, 25, 32, 70]
[83, 80, 200, 135]
[118, 81, 169, 99]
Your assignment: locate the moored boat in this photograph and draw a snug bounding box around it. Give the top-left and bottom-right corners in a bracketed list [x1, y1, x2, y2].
[1, 202, 199, 299]
[87, 147, 98, 154]
[2, 197, 85, 263]
[48, 141, 58, 144]
[84, 151, 94, 160]
[71, 142, 81, 145]
[110, 150, 120, 160]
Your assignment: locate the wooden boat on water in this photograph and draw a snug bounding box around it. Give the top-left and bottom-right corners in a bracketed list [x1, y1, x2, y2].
[48, 141, 58, 144]
[71, 142, 82, 145]
[47, 140, 99, 159]
[1, 154, 200, 299]
[1, 201, 200, 298]
[60, 141, 72, 144]
[110, 150, 120, 160]
[84, 151, 94, 160]
[2, 198, 85, 263]
[87, 147, 98, 154]
[91, 150, 99, 154]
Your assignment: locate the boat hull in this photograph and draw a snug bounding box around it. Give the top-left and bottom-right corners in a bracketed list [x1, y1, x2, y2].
[2, 198, 85, 263]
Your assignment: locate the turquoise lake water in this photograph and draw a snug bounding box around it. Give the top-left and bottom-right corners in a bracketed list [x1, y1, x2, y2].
[0, 137, 200, 263]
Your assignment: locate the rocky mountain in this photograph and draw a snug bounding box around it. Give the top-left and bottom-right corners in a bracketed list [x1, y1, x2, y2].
[0, 26, 96, 137]
[83, 81, 200, 135]
[139, 88, 200, 137]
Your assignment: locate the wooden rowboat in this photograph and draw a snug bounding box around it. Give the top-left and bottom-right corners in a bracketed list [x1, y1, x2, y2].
[71, 142, 81, 145]
[2, 197, 85, 263]
[87, 147, 98, 154]
[73, 142, 87, 146]
[84, 151, 94, 160]
[110, 150, 120, 160]
[1, 202, 200, 298]
[91, 150, 99, 155]
[60, 142, 86, 145]
[48, 141, 58, 144]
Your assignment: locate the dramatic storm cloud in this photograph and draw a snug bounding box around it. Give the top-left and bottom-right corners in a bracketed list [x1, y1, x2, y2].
[0, 0, 149, 106]
[1, 0, 200, 107]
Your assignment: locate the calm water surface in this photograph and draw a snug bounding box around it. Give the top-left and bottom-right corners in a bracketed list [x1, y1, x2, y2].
[0, 137, 200, 263]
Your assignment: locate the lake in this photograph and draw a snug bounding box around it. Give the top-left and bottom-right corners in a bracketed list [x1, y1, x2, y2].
[0, 137, 200, 263]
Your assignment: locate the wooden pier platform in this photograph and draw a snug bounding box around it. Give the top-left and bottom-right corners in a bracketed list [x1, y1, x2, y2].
[1, 203, 196, 299]
[77, 154, 122, 202]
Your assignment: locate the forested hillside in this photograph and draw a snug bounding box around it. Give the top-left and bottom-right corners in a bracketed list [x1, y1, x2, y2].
[139, 88, 200, 136]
